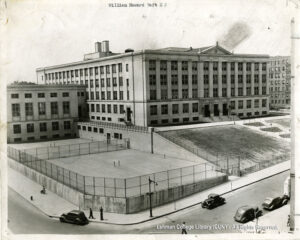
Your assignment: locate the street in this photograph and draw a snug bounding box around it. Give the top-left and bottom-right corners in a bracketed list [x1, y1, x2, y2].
[8, 171, 289, 234]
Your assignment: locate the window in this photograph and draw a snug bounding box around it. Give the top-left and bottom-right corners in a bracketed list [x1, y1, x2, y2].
[230, 62, 235, 71]
[192, 62, 197, 71]
[246, 63, 251, 71]
[161, 105, 168, 114]
[62, 92, 69, 97]
[12, 104, 20, 117]
[127, 90, 130, 100]
[254, 87, 259, 95]
[171, 75, 178, 85]
[262, 99, 267, 107]
[222, 62, 227, 71]
[149, 60, 156, 71]
[13, 125, 21, 134]
[231, 75, 235, 84]
[101, 91, 105, 100]
[64, 121, 71, 130]
[113, 91, 118, 100]
[238, 75, 243, 84]
[213, 88, 218, 97]
[204, 88, 209, 98]
[126, 78, 129, 87]
[161, 89, 168, 99]
[172, 104, 179, 114]
[204, 75, 209, 84]
[238, 100, 243, 109]
[95, 79, 99, 87]
[90, 92, 94, 100]
[231, 88, 235, 96]
[160, 61, 167, 71]
[40, 122, 47, 132]
[255, 63, 259, 71]
[262, 63, 267, 71]
[51, 102, 58, 115]
[61, 101, 70, 114]
[50, 92, 57, 98]
[192, 88, 198, 98]
[120, 105, 124, 113]
[119, 77, 123, 86]
[25, 93, 32, 98]
[246, 75, 251, 83]
[38, 102, 46, 115]
[107, 104, 111, 113]
[112, 64, 116, 73]
[238, 88, 243, 96]
[183, 103, 189, 113]
[126, 64, 129, 72]
[192, 103, 198, 113]
[149, 75, 156, 85]
[222, 88, 227, 97]
[262, 74, 267, 83]
[171, 61, 178, 70]
[119, 91, 123, 100]
[113, 104, 118, 113]
[38, 93, 45, 98]
[246, 87, 251, 95]
[182, 61, 188, 71]
[107, 91, 111, 100]
[106, 78, 111, 87]
[254, 74, 259, 83]
[27, 123, 34, 133]
[222, 75, 227, 84]
[96, 92, 99, 100]
[52, 122, 59, 131]
[255, 99, 259, 108]
[213, 75, 218, 84]
[204, 62, 209, 70]
[262, 87, 266, 95]
[192, 75, 197, 85]
[150, 90, 157, 100]
[213, 62, 218, 71]
[118, 63, 122, 72]
[113, 77, 117, 86]
[230, 101, 235, 109]
[101, 78, 105, 87]
[11, 94, 19, 99]
[102, 104, 106, 113]
[247, 100, 251, 108]
[182, 89, 188, 99]
[238, 62, 243, 71]
[25, 103, 33, 116]
[160, 75, 167, 85]
[150, 105, 157, 115]
[172, 89, 178, 99]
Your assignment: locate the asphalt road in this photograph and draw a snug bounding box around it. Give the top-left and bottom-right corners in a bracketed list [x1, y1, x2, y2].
[8, 171, 289, 234]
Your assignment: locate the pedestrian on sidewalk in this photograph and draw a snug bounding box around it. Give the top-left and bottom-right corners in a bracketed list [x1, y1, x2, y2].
[89, 208, 95, 219]
[287, 215, 290, 227]
[30, 196, 33, 201]
[181, 222, 187, 234]
[100, 207, 104, 220]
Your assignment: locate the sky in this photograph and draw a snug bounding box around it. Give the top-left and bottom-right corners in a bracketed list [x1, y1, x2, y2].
[1, 0, 298, 84]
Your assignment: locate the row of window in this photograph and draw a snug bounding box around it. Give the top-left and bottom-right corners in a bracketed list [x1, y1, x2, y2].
[87, 90, 130, 101]
[78, 125, 123, 139]
[149, 111, 268, 125]
[149, 60, 267, 71]
[13, 121, 71, 134]
[44, 63, 129, 81]
[149, 74, 267, 86]
[270, 60, 289, 66]
[11, 101, 70, 117]
[13, 133, 73, 142]
[149, 99, 267, 116]
[150, 86, 267, 100]
[271, 99, 290, 104]
[88, 103, 125, 114]
[87, 78, 129, 88]
[11, 92, 71, 99]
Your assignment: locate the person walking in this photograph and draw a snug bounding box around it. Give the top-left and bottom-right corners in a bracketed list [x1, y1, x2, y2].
[89, 208, 95, 219]
[181, 221, 187, 234]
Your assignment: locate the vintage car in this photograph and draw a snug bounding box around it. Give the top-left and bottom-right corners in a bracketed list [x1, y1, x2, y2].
[59, 210, 89, 225]
[262, 195, 289, 211]
[234, 205, 263, 223]
[201, 193, 226, 209]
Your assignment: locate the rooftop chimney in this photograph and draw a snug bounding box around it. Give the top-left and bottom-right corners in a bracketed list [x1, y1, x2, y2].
[95, 42, 102, 52]
[101, 40, 109, 53]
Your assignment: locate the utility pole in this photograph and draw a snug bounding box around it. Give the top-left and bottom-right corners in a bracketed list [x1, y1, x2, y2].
[147, 177, 158, 217]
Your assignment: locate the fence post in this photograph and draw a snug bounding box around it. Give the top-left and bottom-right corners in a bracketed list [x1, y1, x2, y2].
[93, 177, 96, 196]
[139, 176, 142, 195]
[104, 178, 106, 196]
[124, 179, 127, 198]
[89, 142, 91, 154]
[193, 165, 195, 183]
[83, 176, 86, 194]
[98, 141, 100, 153]
[69, 144, 70, 156]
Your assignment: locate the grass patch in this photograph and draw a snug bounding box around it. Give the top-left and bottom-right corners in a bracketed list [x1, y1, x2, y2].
[266, 118, 291, 128]
[280, 134, 290, 138]
[260, 127, 282, 133]
[244, 122, 265, 127]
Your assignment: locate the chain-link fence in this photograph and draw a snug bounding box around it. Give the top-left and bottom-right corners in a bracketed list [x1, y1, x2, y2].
[8, 145, 223, 198]
[18, 139, 128, 160]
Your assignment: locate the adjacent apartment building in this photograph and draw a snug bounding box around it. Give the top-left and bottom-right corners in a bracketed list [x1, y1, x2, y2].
[36, 41, 270, 127]
[7, 83, 87, 143]
[268, 56, 291, 109]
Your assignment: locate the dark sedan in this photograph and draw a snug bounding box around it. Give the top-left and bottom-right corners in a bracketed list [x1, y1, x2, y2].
[60, 210, 89, 225]
[262, 195, 289, 211]
[201, 193, 226, 209]
[234, 205, 262, 223]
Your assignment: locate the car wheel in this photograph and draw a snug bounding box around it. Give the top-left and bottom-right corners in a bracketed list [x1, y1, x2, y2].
[59, 218, 65, 223]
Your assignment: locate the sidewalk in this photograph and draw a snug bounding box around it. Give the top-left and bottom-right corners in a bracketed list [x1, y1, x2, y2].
[8, 160, 290, 225]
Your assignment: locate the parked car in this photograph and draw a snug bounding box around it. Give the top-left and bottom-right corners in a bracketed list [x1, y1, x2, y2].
[201, 193, 226, 209]
[262, 195, 289, 211]
[234, 206, 262, 223]
[60, 210, 89, 225]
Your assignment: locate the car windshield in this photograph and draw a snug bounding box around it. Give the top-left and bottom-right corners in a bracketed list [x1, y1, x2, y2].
[264, 198, 273, 204]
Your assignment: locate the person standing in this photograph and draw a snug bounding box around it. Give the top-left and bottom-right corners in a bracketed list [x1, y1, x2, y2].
[181, 222, 187, 234]
[89, 208, 95, 219]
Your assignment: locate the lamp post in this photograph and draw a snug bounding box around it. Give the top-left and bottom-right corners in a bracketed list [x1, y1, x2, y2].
[148, 177, 158, 217]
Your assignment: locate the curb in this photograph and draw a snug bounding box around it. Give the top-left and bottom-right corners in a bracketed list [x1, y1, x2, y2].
[12, 167, 290, 226]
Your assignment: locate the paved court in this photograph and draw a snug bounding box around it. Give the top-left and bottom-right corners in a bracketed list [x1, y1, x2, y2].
[48, 149, 203, 178]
